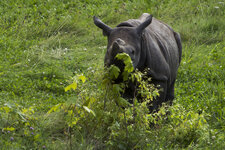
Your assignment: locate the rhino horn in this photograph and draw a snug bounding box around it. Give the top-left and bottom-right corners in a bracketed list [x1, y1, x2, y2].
[112, 39, 123, 57]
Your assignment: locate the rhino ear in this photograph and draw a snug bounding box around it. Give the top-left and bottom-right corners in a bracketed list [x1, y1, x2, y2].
[136, 15, 153, 36]
[93, 16, 112, 36]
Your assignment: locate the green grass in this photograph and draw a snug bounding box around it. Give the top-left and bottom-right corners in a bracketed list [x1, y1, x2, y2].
[0, 0, 224, 149]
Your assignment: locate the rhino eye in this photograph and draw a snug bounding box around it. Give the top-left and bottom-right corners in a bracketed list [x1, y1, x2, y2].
[131, 49, 135, 55]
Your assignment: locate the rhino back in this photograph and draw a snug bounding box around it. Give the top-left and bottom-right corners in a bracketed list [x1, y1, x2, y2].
[118, 15, 180, 84]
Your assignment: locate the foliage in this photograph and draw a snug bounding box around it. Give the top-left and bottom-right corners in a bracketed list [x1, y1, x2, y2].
[42, 53, 160, 149]
[0, 0, 224, 149]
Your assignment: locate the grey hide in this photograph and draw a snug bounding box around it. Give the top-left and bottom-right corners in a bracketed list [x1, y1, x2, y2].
[94, 13, 182, 112]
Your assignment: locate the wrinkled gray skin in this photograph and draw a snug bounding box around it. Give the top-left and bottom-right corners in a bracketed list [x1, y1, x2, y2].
[94, 13, 182, 112]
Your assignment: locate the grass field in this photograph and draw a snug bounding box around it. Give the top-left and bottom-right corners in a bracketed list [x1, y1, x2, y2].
[0, 0, 224, 149]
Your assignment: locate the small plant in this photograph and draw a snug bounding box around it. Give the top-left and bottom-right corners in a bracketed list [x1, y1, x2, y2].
[46, 52, 161, 149]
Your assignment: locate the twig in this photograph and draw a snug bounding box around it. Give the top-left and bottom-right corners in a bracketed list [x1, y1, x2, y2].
[124, 110, 128, 146]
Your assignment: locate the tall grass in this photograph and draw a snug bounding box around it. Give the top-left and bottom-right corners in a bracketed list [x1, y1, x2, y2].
[0, 0, 224, 149]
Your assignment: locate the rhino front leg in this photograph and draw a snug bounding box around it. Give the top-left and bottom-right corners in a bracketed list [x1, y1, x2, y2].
[166, 79, 176, 105]
[149, 80, 167, 112]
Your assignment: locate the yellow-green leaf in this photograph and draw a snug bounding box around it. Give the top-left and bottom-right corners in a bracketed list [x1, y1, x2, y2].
[2, 106, 11, 113]
[65, 82, 77, 92]
[72, 118, 79, 125]
[3, 127, 15, 131]
[24, 130, 29, 135]
[78, 75, 86, 83]
[34, 134, 40, 141]
[47, 103, 63, 114]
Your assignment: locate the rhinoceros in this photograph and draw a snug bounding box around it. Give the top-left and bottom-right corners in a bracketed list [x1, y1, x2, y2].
[94, 13, 182, 111]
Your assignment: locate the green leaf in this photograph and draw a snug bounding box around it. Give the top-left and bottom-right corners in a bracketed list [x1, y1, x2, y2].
[83, 98, 91, 107]
[83, 97, 96, 107]
[34, 134, 40, 141]
[116, 97, 130, 108]
[109, 65, 120, 79]
[83, 106, 96, 116]
[17, 111, 27, 122]
[116, 53, 134, 73]
[122, 71, 129, 81]
[113, 84, 122, 93]
[65, 82, 77, 92]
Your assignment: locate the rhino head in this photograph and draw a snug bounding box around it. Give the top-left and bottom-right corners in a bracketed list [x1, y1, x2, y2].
[93, 15, 152, 71]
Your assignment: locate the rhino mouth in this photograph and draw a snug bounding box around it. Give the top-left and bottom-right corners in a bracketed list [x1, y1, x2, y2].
[112, 58, 126, 83]
[113, 58, 125, 71]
